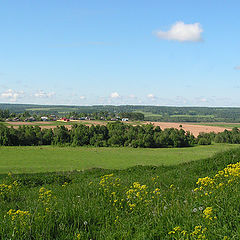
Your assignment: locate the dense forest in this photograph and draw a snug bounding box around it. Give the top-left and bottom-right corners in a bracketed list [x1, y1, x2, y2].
[2, 103, 240, 122]
[0, 122, 195, 148]
[1, 121, 240, 147]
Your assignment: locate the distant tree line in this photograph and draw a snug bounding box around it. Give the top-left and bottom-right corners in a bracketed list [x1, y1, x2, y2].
[0, 122, 195, 148]
[3, 104, 240, 122]
[0, 109, 12, 121]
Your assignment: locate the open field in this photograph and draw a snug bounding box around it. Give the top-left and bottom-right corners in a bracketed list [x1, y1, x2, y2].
[0, 144, 239, 174]
[135, 110, 217, 121]
[137, 111, 215, 119]
[1, 147, 240, 239]
[147, 121, 231, 136]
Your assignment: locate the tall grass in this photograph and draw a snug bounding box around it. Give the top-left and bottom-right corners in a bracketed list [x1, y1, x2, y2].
[1, 148, 240, 239]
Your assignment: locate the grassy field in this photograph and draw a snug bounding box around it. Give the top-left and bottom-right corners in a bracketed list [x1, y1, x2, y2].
[135, 111, 216, 119]
[0, 144, 239, 174]
[170, 114, 215, 118]
[135, 111, 163, 117]
[0, 147, 240, 239]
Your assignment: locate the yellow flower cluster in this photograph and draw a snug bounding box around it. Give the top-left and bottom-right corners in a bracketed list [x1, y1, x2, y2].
[168, 225, 207, 239]
[99, 174, 124, 209]
[99, 174, 162, 212]
[0, 180, 18, 200]
[99, 174, 120, 192]
[62, 182, 68, 187]
[38, 187, 52, 205]
[126, 182, 149, 210]
[168, 226, 184, 235]
[194, 162, 240, 194]
[152, 188, 160, 195]
[203, 207, 217, 221]
[190, 225, 207, 239]
[7, 209, 30, 226]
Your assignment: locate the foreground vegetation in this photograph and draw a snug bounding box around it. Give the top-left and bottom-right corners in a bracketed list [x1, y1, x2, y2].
[0, 148, 240, 239]
[0, 144, 238, 174]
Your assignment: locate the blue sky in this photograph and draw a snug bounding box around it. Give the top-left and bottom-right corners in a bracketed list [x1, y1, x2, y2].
[0, 0, 240, 106]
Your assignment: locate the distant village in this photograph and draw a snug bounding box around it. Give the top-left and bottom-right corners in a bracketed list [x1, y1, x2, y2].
[6, 115, 129, 123]
[0, 108, 143, 123]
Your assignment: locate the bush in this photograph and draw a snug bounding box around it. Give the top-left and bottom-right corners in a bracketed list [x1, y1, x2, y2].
[198, 137, 211, 145]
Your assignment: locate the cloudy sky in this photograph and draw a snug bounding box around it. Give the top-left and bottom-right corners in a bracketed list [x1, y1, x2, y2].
[0, 0, 240, 106]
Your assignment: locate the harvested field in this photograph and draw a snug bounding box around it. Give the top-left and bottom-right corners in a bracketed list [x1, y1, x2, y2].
[146, 122, 231, 136]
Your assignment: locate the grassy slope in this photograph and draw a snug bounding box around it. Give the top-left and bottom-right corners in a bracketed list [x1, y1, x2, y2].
[1, 147, 240, 239]
[0, 144, 239, 174]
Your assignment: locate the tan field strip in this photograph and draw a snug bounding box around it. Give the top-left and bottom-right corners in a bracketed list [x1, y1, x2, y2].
[145, 122, 231, 137]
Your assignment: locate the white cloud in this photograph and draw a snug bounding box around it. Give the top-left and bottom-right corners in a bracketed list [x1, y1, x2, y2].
[200, 98, 207, 102]
[155, 21, 203, 42]
[234, 65, 240, 70]
[34, 90, 55, 98]
[129, 94, 136, 98]
[0, 89, 24, 102]
[110, 92, 120, 98]
[147, 93, 155, 99]
[79, 96, 86, 100]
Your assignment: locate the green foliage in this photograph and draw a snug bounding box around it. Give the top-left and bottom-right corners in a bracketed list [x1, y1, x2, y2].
[198, 128, 240, 145]
[0, 122, 195, 148]
[198, 137, 211, 145]
[197, 133, 212, 145]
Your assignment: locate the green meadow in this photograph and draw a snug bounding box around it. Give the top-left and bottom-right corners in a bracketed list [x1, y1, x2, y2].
[0, 144, 239, 174]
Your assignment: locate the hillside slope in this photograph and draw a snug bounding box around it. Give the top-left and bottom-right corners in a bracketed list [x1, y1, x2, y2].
[1, 148, 240, 239]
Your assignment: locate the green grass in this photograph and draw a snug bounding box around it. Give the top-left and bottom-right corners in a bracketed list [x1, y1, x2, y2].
[1, 147, 240, 239]
[170, 114, 215, 118]
[0, 144, 239, 174]
[135, 111, 216, 120]
[134, 111, 163, 117]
